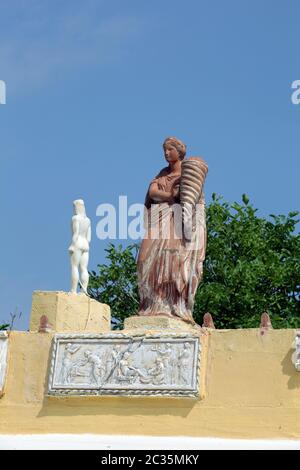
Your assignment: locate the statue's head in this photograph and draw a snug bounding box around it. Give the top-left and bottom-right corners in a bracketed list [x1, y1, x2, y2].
[163, 136, 186, 162]
[73, 199, 86, 216]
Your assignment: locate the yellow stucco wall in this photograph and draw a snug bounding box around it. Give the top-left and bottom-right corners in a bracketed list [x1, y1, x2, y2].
[1, 329, 300, 439]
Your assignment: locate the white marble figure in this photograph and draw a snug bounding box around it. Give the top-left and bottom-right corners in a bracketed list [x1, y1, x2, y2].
[82, 350, 106, 385]
[69, 199, 91, 294]
[117, 351, 148, 383]
[178, 342, 191, 385]
[111, 344, 122, 366]
[147, 357, 165, 385]
[151, 343, 172, 383]
[60, 343, 81, 384]
[108, 345, 123, 380]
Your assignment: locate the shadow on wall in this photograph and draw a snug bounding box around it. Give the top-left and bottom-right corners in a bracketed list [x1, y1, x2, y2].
[37, 395, 198, 419]
[281, 349, 300, 390]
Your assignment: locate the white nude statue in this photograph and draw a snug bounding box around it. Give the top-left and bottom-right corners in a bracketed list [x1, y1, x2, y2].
[69, 199, 91, 294]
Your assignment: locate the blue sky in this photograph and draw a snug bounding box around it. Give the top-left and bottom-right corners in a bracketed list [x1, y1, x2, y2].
[0, 0, 299, 330]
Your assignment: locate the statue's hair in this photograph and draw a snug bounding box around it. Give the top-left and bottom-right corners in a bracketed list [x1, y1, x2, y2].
[73, 199, 84, 207]
[73, 199, 86, 216]
[163, 136, 187, 160]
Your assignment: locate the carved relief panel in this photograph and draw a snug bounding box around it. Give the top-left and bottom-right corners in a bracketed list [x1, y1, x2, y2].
[48, 333, 200, 397]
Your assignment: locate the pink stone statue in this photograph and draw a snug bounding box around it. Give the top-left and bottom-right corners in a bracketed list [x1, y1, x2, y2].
[202, 313, 216, 329]
[259, 312, 273, 335]
[137, 137, 208, 325]
[38, 315, 52, 333]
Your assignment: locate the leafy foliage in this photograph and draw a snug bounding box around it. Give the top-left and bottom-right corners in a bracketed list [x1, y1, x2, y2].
[194, 195, 300, 328]
[89, 196, 300, 329]
[88, 244, 139, 328]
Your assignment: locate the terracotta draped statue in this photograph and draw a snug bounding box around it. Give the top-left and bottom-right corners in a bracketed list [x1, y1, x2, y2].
[137, 137, 208, 325]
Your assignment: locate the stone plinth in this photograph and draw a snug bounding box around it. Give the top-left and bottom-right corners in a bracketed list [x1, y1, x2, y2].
[124, 315, 200, 332]
[29, 291, 110, 333]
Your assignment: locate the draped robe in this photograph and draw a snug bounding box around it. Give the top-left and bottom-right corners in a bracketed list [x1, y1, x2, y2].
[137, 164, 207, 325]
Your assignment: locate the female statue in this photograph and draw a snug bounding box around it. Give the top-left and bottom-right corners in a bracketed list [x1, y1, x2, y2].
[69, 199, 91, 294]
[137, 137, 208, 325]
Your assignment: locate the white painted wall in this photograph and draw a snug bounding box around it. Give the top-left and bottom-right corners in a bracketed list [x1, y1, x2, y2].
[0, 434, 299, 450]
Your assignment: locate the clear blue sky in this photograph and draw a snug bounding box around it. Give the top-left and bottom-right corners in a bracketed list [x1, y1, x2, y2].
[0, 0, 299, 330]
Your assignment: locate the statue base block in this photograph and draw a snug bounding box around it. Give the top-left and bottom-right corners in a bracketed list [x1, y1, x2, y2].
[29, 291, 111, 333]
[124, 315, 199, 332]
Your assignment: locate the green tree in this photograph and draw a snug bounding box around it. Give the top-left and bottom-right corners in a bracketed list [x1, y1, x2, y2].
[88, 244, 139, 328]
[89, 196, 300, 329]
[194, 194, 300, 328]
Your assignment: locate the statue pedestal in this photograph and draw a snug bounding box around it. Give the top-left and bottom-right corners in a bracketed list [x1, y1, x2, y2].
[124, 315, 199, 332]
[29, 291, 111, 333]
